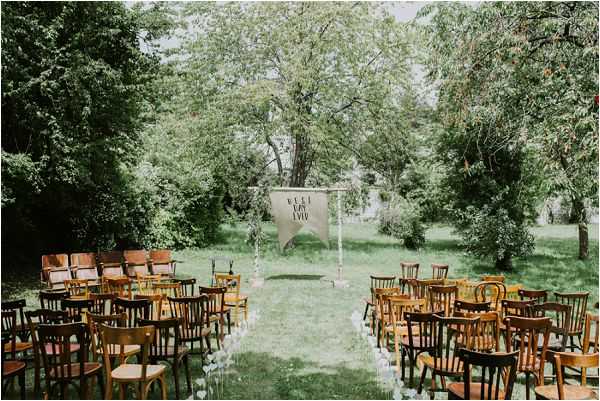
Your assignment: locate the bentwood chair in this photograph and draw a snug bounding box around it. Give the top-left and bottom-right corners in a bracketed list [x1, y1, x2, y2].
[25, 309, 72, 395]
[418, 314, 480, 396]
[447, 349, 518, 400]
[153, 282, 182, 317]
[2, 300, 30, 343]
[148, 250, 177, 277]
[475, 281, 507, 312]
[531, 302, 572, 353]
[454, 299, 491, 314]
[134, 294, 163, 321]
[87, 312, 140, 364]
[105, 276, 134, 300]
[454, 311, 501, 352]
[139, 318, 192, 399]
[168, 295, 212, 362]
[400, 262, 419, 294]
[431, 263, 449, 280]
[481, 274, 506, 283]
[215, 273, 248, 326]
[38, 322, 104, 399]
[99, 324, 167, 400]
[2, 311, 27, 399]
[581, 312, 599, 384]
[385, 296, 426, 374]
[61, 298, 94, 323]
[135, 274, 162, 295]
[519, 289, 549, 305]
[89, 293, 116, 315]
[372, 287, 402, 345]
[39, 289, 69, 311]
[428, 285, 458, 317]
[64, 278, 91, 299]
[554, 292, 589, 352]
[503, 316, 552, 400]
[200, 286, 231, 344]
[113, 298, 150, 328]
[534, 352, 599, 400]
[175, 278, 197, 297]
[2, 308, 33, 356]
[363, 275, 396, 320]
[403, 311, 437, 386]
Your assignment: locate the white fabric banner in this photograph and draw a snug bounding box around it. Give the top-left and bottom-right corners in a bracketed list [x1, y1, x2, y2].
[269, 191, 329, 248]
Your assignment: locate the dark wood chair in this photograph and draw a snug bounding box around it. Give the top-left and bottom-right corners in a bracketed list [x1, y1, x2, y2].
[200, 286, 231, 345]
[475, 281, 507, 312]
[454, 299, 491, 314]
[98, 251, 124, 277]
[403, 311, 437, 386]
[149, 249, 177, 277]
[123, 250, 150, 279]
[86, 312, 140, 364]
[519, 289, 548, 304]
[448, 349, 518, 400]
[1, 299, 30, 341]
[39, 289, 69, 311]
[105, 276, 134, 300]
[61, 298, 94, 323]
[41, 254, 72, 289]
[363, 275, 396, 320]
[414, 279, 446, 303]
[113, 298, 150, 328]
[139, 318, 191, 399]
[99, 324, 167, 399]
[400, 262, 419, 294]
[418, 314, 480, 396]
[38, 322, 103, 399]
[134, 294, 163, 321]
[89, 293, 116, 315]
[431, 263, 449, 280]
[25, 309, 72, 395]
[175, 278, 196, 297]
[535, 352, 599, 400]
[428, 285, 458, 317]
[554, 292, 589, 352]
[532, 302, 572, 353]
[168, 295, 212, 362]
[503, 316, 552, 400]
[1, 307, 33, 356]
[454, 311, 501, 352]
[2, 310, 26, 399]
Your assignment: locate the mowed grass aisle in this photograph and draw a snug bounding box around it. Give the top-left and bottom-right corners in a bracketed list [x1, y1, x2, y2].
[1, 223, 598, 399]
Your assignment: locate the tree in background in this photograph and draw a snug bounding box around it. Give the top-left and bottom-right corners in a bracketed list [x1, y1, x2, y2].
[1, 2, 165, 267]
[421, 2, 598, 266]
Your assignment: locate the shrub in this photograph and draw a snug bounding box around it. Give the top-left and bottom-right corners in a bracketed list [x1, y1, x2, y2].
[378, 198, 426, 249]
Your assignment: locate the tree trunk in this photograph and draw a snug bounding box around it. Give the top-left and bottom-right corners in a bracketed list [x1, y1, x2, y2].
[265, 134, 284, 185]
[495, 254, 513, 271]
[571, 197, 588, 260]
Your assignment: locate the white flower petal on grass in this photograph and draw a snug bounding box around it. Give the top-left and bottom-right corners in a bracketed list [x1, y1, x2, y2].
[196, 390, 207, 399]
[195, 378, 206, 387]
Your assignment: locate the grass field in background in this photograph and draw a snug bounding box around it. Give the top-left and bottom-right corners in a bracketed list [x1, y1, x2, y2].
[1, 223, 598, 399]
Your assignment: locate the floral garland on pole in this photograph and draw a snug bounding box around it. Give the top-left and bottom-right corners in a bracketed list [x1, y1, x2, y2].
[189, 309, 261, 400]
[350, 310, 428, 400]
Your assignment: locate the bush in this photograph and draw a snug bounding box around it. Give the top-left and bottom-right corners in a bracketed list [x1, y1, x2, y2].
[378, 198, 426, 249]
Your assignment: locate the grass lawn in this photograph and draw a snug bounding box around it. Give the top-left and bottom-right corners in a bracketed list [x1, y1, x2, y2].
[1, 223, 598, 399]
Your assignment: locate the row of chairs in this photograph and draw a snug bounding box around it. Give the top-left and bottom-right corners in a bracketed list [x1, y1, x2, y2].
[41, 250, 178, 288]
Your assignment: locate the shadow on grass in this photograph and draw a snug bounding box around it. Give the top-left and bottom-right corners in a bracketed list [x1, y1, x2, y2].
[267, 274, 325, 281]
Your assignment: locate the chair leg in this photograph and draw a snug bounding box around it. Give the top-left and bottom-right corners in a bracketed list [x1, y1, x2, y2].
[363, 303, 370, 321]
[394, 334, 401, 373]
[174, 361, 181, 400]
[418, 365, 428, 394]
[119, 383, 126, 400]
[227, 313, 231, 334]
[525, 372, 531, 400]
[97, 371, 105, 399]
[19, 371, 26, 399]
[401, 348, 406, 380]
[159, 374, 167, 400]
[184, 355, 192, 393]
[244, 301, 248, 321]
[81, 377, 87, 399]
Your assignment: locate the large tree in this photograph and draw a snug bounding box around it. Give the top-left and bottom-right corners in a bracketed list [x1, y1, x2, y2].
[421, 2, 598, 262]
[173, 2, 416, 188]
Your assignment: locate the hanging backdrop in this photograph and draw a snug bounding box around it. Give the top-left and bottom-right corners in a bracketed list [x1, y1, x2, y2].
[269, 191, 329, 248]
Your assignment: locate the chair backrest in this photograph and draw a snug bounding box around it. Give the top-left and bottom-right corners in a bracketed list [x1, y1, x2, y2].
[431, 263, 449, 279]
[503, 316, 552, 377]
[63, 278, 90, 298]
[428, 285, 458, 316]
[88, 293, 116, 315]
[454, 299, 491, 313]
[199, 286, 227, 316]
[414, 279, 445, 301]
[168, 295, 209, 341]
[455, 311, 501, 352]
[98, 251, 123, 276]
[61, 298, 94, 322]
[149, 250, 175, 276]
[42, 254, 69, 270]
[105, 276, 133, 299]
[38, 323, 87, 381]
[387, 296, 426, 327]
[432, 314, 480, 374]
[554, 352, 599, 397]
[176, 278, 196, 296]
[518, 289, 548, 304]
[369, 275, 397, 303]
[113, 297, 150, 327]
[70, 252, 97, 268]
[136, 273, 162, 295]
[138, 318, 181, 361]
[505, 284, 523, 300]
[501, 299, 534, 319]
[86, 312, 127, 361]
[481, 275, 505, 283]
[554, 292, 589, 335]
[134, 294, 163, 320]
[214, 273, 242, 297]
[99, 324, 155, 381]
[405, 311, 437, 354]
[1, 310, 18, 360]
[123, 250, 149, 277]
[153, 282, 182, 299]
[210, 256, 234, 284]
[39, 290, 69, 310]
[41, 254, 71, 286]
[400, 262, 419, 280]
[458, 349, 518, 400]
[1, 299, 27, 336]
[475, 281, 507, 311]
[25, 309, 71, 365]
[583, 313, 599, 354]
[373, 287, 402, 319]
[532, 302, 572, 352]
[456, 280, 479, 302]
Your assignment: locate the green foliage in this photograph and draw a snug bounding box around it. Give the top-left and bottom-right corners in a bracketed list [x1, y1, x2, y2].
[1, 2, 161, 265]
[377, 198, 426, 249]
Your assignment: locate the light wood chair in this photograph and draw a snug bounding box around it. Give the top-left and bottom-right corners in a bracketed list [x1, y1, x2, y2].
[372, 286, 402, 345]
[64, 278, 91, 299]
[98, 251, 124, 277]
[581, 312, 599, 384]
[135, 273, 162, 295]
[363, 275, 396, 320]
[214, 273, 248, 326]
[123, 250, 150, 279]
[153, 282, 182, 318]
[428, 285, 458, 316]
[70, 252, 100, 286]
[87, 312, 140, 364]
[41, 253, 71, 289]
[481, 274, 505, 283]
[414, 279, 445, 306]
[148, 250, 177, 277]
[535, 352, 599, 400]
[386, 296, 426, 374]
[475, 281, 507, 312]
[456, 280, 479, 302]
[99, 324, 167, 400]
[105, 276, 134, 300]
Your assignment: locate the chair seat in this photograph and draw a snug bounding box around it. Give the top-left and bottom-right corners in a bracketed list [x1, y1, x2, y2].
[3, 342, 33, 353]
[111, 363, 165, 381]
[447, 382, 505, 400]
[2, 360, 26, 377]
[96, 344, 140, 357]
[419, 354, 463, 375]
[44, 342, 80, 355]
[49, 362, 102, 379]
[534, 384, 597, 400]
